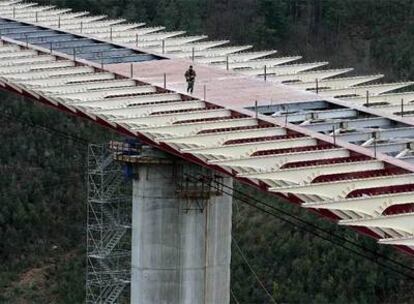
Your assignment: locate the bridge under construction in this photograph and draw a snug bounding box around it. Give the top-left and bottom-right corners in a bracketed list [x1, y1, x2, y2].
[1, 1, 414, 303]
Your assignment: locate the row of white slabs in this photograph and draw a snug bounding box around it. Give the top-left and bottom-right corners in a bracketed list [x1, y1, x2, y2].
[0, 41, 413, 250]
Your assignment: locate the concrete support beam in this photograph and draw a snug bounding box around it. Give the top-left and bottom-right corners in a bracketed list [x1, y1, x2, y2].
[185, 137, 316, 160]
[240, 160, 384, 185]
[269, 68, 354, 83]
[78, 93, 184, 111]
[272, 174, 414, 200]
[138, 118, 258, 139]
[379, 236, 414, 246]
[211, 149, 350, 173]
[303, 191, 414, 216]
[319, 82, 414, 98]
[341, 92, 414, 106]
[163, 127, 286, 149]
[93, 100, 205, 117]
[241, 62, 329, 76]
[112, 109, 231, 126]
[288, 74, 384, 90]
[340, 213, 414, 235]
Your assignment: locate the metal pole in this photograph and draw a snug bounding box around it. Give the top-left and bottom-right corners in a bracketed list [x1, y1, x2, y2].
[203, 84, 206, 101]
[13, 7, 15, 18]
[24, 34, 28, 47]
[192, 47, 195, 62]
[136, 33, 139, 47]
[130, 63, 134, 78]
[73, 48, 76, 61]
[264, 65, 267, 82]
[315, 78, 319, 94]
[35, 12, 38, 23]
[163, 73, 167, 89]
[58, 15, 61, 28]
[285, 105, 289, 126]
[226, 55, 229, 71]
[49, 42, 53, 53]
[373, 132, 377, 157]
[366, 90, 369, 106]
[162, 39, 165, 54]
[80, 21, 83, 33]
[255, 101, 258, 119]
[332, 125, 336, 145]
[110, 26, 113, 41]
[401, 98, 404, 117]
[100, 52, 104, 69]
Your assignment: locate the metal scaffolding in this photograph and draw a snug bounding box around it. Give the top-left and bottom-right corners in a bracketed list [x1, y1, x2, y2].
[86, 144, 131, 304]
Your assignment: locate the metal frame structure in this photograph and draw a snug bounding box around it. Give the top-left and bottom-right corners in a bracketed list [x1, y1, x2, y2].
[87, 144, 130, 304]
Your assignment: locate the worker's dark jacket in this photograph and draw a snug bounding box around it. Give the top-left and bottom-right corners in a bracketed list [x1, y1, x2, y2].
[185, 69, 196, 82]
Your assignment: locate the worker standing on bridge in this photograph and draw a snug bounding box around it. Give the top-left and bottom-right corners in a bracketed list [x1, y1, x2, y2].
[185, 65, 196, 94]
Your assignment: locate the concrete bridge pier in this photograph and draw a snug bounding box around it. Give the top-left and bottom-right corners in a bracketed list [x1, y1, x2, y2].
[129, 148, 233, 304]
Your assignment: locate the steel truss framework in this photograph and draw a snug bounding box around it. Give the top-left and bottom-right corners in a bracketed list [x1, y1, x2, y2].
[87, 144, 131, 304]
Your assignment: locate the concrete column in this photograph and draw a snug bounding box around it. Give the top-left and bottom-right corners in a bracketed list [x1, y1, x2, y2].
[130, 156, 232, 304]
[131, 160, 180, 304]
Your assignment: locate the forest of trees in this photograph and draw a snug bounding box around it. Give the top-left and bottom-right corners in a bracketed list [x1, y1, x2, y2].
[1, 0, 414, 303]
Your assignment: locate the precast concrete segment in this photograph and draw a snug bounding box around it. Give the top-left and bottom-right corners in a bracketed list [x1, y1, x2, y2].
[272, 174, 414, 200]
[287, 74, 384, 90]
[280, 108, 358, 123]
[3, 66, 96, 80]
[379, 236, 414, 246]
[341, 92, 414, 106]
[136, 36, 208, 48]
[212, 56, 302, 70]
[35, 79, 137, 95]
[18, 72, 116, 87]
[239, 160, 384, 185]
[51, 86, 157, 101]
[111, 109, 232, 127]
[153, 40, 230, 53]
[305, 117, 392, 133]
[172, 45, 253, 58]
[240, 62, 329, 76]
[303, 191, 414, 216]
[91, 100, 206, 117]
[337, 127, 414, 143]
[162, 127, 287, 149]
[339, 213, 414, 235]
[183, 137, 317, 160]
[131, 155, 232, 304]
[367, 103, 414, 116]
[136, 118, 259, 139]
[210, 149, 351, 173]
[319, 82, 414, 98]
[0, 60, 75, 73]
[268, 68, 354, 83]
[73, 93, 184, 109]
[193, 51, 277, 64]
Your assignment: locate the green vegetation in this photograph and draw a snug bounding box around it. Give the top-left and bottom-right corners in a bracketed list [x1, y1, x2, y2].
[1, 0, 414, 303]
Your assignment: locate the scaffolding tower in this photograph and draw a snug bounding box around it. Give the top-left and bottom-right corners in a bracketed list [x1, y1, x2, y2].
[86, 144, 131, 304]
